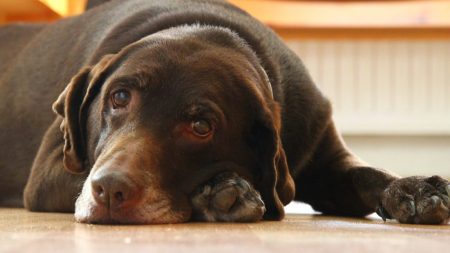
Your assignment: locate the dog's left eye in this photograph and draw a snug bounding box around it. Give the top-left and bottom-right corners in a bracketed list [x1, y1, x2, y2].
[111, 89, 131, 108]
[191, 120, 213, 137]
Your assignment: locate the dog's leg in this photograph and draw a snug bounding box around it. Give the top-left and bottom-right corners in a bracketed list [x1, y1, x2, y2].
[294, 122, 450, 224]
[23, 118, 87, 212]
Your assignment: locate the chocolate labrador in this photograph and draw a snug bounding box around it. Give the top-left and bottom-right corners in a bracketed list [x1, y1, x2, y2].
[0, 0, 449, 224]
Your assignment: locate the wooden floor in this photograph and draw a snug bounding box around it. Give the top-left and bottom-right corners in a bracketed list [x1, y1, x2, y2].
[1, 207, 449, 253]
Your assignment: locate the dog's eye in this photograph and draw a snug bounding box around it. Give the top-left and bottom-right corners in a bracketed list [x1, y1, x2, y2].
[111, 89, 131, 108]
[191, 120, 212, 137]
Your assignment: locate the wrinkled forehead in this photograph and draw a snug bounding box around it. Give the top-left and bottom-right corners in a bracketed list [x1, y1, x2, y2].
[97, 27, 275, 122]
[108, 37, 262, 96]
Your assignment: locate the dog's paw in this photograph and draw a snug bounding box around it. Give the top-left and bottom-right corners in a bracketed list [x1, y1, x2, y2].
[190, 172, 265, 222]
[377, 176, 450, 224]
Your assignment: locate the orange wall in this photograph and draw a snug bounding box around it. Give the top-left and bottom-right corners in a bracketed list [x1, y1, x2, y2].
[1, 0, 449, 39]
[0, 0, 86, 24]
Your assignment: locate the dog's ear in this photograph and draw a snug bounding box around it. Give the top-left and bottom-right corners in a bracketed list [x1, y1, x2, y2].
[249, 101, 295, 220]
[52, 54, 114, 174]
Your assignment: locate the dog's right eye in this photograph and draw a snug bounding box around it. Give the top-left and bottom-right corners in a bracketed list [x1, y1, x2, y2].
[111, 89, 131, 108]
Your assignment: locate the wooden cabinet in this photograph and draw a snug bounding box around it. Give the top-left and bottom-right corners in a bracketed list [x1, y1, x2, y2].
[230, 0, 450, 39]
[0, 0, 86, 24]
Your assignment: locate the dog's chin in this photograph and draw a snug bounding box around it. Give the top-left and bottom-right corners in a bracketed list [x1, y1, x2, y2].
[73, 174, 192, 224]
[74, 199, 191, 224]
[74, 189, 192, 224]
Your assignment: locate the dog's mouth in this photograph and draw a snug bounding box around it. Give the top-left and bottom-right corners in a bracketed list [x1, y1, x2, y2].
[74, 196, 192, 224]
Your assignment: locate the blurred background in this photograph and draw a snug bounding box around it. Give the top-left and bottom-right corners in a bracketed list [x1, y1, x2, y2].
[1, 0, 449, 178]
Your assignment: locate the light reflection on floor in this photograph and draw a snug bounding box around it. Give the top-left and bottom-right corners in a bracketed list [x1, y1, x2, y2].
[285, 201, 382, 220]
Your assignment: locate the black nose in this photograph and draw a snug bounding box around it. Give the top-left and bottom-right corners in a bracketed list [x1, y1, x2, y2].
[91, 170, 139, 209]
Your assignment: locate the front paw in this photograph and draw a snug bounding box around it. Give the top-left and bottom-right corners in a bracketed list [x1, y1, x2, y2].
[378, 176, 450, 224]
[190, 172, 265, 222]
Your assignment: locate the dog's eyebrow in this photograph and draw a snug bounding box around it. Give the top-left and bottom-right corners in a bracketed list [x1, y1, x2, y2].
[182, 101, 226, 127]
[112, 73, 155, 89]
[110, 75, 146, 89]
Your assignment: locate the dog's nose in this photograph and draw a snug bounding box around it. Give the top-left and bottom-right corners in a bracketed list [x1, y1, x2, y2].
[91, 170, 139, 209]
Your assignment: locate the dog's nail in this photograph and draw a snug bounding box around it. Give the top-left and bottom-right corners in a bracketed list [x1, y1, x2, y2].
[441, 195, 450, 205]
[407, 201, 416, 216]
[431, 195, 441, 206]
[255, 196, 265, 207]
[376, 206, 389, 221]
[202, 185, 212, 195]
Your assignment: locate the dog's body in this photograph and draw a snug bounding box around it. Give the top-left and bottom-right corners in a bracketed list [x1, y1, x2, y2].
[0, 0, 449, 224]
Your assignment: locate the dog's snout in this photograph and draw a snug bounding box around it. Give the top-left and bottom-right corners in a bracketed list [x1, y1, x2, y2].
[91, 170, 140, 209]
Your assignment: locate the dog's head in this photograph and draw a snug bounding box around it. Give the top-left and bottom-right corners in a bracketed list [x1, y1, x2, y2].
[53, 26, 294, 224]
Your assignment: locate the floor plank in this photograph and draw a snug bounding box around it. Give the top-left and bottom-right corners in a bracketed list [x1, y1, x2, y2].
[1, 208, 449, 253]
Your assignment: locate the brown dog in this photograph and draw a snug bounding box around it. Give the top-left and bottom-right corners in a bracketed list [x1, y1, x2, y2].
[0, 0, 449, 224]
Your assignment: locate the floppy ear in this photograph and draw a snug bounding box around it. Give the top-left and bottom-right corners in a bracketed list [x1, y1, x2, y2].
[52, 54, 114, 174]
[250, 102, 295, 220]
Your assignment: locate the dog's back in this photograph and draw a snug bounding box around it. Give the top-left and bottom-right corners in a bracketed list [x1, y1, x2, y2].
[0, 24, 44, 77]
[0, 24, 46, 206]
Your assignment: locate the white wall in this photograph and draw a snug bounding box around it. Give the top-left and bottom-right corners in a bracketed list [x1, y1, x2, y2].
[344, 135, 450, 177]
[287, 40, 450, 177]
